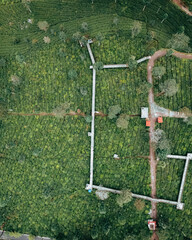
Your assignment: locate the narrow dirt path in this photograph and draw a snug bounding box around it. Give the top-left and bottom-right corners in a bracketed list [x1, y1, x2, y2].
[9, 111, 140, 118]
[147, 49, 192, 239]
[172, 0, 192, 16]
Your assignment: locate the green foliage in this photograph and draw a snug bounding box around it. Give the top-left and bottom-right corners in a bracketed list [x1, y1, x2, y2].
[131, 21, 142, 38]
[85, 115, 92, 123]
[128, 56, 138, 70]
[91, 227, 98, 239]
[59, 31, 67, 42]
[116, 115, 129, 129]
[102, 222, 111, 235]
[118, 215, 126, 225]
[15, 54, 25, 64]
[159, 79, 178, 97]
[116, 189, 132, 207]
[80, 86, 88, 96]
[93, 61, 104, 70]
[152, 66, 166, 78]
[99, 202, 106, 214]
[0, 58, 6, 67]
[0, 102, 7, 119]
[52, 102, 70, 118]
[108, 105, 121, 119]
[81, 22, 88, 32]
[72, 32, 81, 41]
[167, 32, 190, 51]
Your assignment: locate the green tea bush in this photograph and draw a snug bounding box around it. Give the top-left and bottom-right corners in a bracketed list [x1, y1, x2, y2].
[128, 56, 138, 70]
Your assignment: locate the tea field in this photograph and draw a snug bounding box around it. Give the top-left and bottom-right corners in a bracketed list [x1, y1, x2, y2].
[0, 0, 192, 239]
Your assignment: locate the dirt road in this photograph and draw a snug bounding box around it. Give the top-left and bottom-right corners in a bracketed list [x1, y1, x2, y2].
[172, 0, 192, 16]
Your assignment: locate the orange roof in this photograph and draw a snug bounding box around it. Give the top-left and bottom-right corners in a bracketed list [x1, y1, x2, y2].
[158, 117, 163, 123]
[146, 120, 150, 127]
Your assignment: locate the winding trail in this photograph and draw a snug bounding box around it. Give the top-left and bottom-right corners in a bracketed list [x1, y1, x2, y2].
[172, 0, 192, 16]
[148, 49, 192, 240]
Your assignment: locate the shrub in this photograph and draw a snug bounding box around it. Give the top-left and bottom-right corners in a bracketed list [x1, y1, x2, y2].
[159, 79, 178, 97]
[185, 117, 192, 125]
[95, 189, 109, 200]
[81, 22, 88, 32]
[131, 21, 142, 38]
[134, 199, 145, 211]
[116, 114, 129, 129]
[116, 189, 132, 207]
[59, 31, 67, 42]
[52, 103, 70, 118]
[80, 86, 87, 96]
[116, 117, 128, 129]
[128, 56, 138, 70]
[37, 21, 49, 31]
[10, 75, 21, 86]
[118, 215, 126, 226]
[103, 222, 110, 235]
[72, 32, 81, 41]
[152, 66, 166, 79]
[68, 69, 77, 79]
[91, 228, 98, 239]
[99, 202, 106, 214]
[167, 32, 190, 51]
[113, 17, 119, 25]
[0, 102, 7, 119]
[16, 54, 25, 64]
[93, 61, 103, 70]
[0, 58, 6, 67]
[43, 36, 51, 44]
[85, 115, 92, 123]
[79, 36, 87, 46]
[108, 105, 121, 119]
[95, 32, 105, 46]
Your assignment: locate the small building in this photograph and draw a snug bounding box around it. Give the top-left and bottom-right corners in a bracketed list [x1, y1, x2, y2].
[148, 220, 157, 230]
[158, 116, 163, 123]
[141, 107, 149, 119]
[146, 120, 150, 127]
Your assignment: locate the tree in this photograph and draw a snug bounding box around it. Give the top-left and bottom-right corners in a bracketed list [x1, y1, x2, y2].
[95, 32, 105, 46]
[185, 117, 192, 125]
[131, 21, 142, 38]
[93, 62, 104, 70]
[161, 13, 168, 23]
[72, 32, 81, 41]
[113, 17, 119, 26]
[116, 115, 129, 129]
[136, 82, 152, 95]
[118, 215, 126, 226]
[59, 31, 67, 42]
[68, 69, 77, 79]
[81, 22, 88, 32]
[37, 21, 49, 31]
[108, 105, 121, 119]
[159, 79, 178, 97]
[52, 103, 70, 118]
[128, 56, 138, 70]
[91, 227, 98, 239]
[102, 222, 111, 235]
[152, 66, 166, 79]
[43, 36, 51, 44]
[167, 32, 190, 51]
[134, 199, 145, 211]
[10, 75, 21, 86]
[116, 189, 132, 207]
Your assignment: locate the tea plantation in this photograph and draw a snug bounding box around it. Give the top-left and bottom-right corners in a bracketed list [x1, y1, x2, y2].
[0, 0, 192, 239]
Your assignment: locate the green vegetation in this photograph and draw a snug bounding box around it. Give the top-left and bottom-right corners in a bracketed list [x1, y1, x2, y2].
[0, 0, 192, 239]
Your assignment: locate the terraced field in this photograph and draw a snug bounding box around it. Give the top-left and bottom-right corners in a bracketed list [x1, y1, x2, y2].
[0, 0, 192, 239]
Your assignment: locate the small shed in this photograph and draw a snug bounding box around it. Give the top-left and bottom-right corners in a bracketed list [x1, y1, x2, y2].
[158, 116, 163, 123]
[146, 120, 150, 127]
[141, 107, 149, 119]
[148, 219, 156, 230]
